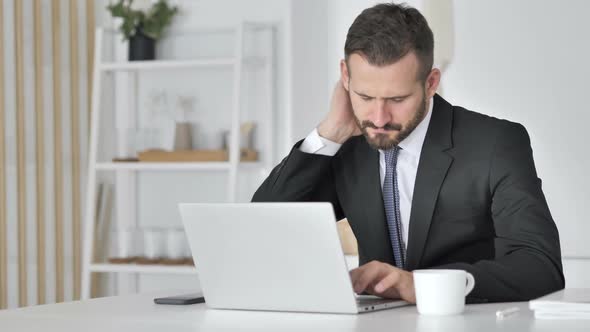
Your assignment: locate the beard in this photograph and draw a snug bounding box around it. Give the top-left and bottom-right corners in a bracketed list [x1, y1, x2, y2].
[354, 92, 428, 150]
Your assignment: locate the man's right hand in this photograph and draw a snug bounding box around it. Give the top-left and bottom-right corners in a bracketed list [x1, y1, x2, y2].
[317, 79, 362, 144]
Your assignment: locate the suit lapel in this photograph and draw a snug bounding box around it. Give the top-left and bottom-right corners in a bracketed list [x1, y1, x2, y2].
[405, 94, 454, 270]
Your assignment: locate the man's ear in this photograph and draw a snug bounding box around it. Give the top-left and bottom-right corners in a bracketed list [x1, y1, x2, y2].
[425, 68, 441, 98]
[340, 59, 350, 92]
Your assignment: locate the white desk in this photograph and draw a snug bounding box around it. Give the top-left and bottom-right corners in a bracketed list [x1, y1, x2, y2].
[0, 290, 588, 331]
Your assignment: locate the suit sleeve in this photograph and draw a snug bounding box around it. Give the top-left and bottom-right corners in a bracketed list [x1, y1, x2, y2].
[251, 140, 345, 220]
[433, 122, 564, 302]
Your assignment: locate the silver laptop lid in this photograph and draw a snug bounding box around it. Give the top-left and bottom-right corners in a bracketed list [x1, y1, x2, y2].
[179, 202, 358, 314]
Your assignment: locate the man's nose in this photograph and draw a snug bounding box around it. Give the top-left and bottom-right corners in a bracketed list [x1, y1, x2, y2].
[371, 100, 391, 128]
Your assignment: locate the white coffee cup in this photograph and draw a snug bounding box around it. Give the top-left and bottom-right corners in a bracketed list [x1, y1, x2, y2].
[413, 269, 475, 316]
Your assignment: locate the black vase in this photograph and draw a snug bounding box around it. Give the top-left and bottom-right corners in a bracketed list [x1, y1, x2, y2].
[128, 30, 155, 61]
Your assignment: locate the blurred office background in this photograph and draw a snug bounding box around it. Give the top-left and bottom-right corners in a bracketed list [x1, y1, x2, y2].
[0, 0, 588, 309]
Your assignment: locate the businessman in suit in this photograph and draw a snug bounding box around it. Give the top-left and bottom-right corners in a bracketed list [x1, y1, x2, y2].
[252, 3, 564, 303]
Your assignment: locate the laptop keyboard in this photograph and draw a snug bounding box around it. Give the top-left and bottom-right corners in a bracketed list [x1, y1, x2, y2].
[356, 297, 397, 306]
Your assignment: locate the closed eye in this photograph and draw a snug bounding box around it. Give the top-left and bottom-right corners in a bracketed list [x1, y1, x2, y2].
[387, 97, 406, 103]
[354, 91, 374, 101]
[354, 90, 410, 102]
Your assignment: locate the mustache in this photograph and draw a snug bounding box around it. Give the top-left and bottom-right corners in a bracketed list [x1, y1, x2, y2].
[360, 121, 402, 131]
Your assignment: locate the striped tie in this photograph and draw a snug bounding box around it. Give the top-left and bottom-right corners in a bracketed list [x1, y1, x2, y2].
[383, 147, 406, 269]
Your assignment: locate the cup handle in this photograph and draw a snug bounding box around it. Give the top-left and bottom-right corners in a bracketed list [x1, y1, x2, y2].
[464, 272, 475, 296]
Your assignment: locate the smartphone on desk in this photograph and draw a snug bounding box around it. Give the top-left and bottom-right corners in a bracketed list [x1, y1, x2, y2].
[154, 293, 205, 305]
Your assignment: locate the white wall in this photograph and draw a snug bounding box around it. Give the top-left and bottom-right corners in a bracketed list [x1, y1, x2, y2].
[289, 0, 384, 142]
[290, 0, 590, 287]
[289, 0, 330, 142]
[441, 0, 590, 285]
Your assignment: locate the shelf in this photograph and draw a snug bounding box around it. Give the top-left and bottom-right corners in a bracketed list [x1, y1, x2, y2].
[100, 56, 267, 72]
[90, 263, 197, 275]
[95, 162, 264, 171]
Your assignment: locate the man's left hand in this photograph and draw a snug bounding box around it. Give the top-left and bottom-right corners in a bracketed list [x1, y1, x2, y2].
[349, 260, 416, 303]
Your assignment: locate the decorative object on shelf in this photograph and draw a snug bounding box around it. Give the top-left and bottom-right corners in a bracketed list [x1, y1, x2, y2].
[146, 91, 199, 150]
[240, 122, 256, 149]
[108, 228, 138, 264]
[137, 148, 258, 162]
[172, 95, 198, 150]
[161, 228, 190, 265]
[129, 29, 155, 61]
[220, 122, 257, 150]
[220, 129, 230, 150]
[136, 228, 164, 264]
[107, 227, 193, 266]
[143, 90, 170, 151]
[146, 89, 169, 120]
[94, 184, 113, 265]
[107, 0, 179, 61]
[173, 123, 193, 150]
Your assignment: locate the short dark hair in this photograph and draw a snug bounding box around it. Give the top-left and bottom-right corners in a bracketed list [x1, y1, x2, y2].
[344, 2, 434, 81]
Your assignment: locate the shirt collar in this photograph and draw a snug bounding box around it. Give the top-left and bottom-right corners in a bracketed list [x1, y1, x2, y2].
[379, 97, 434, 158]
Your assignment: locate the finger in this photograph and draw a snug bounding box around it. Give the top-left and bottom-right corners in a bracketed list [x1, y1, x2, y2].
[366, 285, 401, 300]
[352, 263, 385, 294]
[349, 266, 364, 289]
[374, 271, 402, 294]
[349, 261, 373, 282]
[354, 269, 380, 294]
[350, 265, 369, 292]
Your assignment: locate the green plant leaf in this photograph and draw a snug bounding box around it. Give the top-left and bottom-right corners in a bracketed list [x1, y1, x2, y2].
[106, 0, 178, 41]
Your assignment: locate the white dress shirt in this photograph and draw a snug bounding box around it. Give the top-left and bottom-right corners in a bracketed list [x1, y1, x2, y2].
[299, 98, 434, 248]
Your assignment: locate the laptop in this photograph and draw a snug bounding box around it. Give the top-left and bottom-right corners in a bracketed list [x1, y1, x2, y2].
[178, 202, 409, 314]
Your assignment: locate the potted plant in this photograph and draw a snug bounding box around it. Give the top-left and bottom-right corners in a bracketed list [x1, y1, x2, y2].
[107, 0, 178, 61]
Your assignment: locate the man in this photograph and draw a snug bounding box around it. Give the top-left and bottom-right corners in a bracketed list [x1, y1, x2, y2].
[252, 3, 564, 303]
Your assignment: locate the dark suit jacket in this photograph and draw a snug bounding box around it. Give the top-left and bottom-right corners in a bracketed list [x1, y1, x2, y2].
[252, 94, 564, 302]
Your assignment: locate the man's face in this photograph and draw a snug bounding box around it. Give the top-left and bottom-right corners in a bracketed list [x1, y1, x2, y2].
[342, 52, 436, 150]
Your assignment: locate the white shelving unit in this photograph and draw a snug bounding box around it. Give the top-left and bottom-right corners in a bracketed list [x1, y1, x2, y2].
[101, 58, 236, 70]
[89, 263, 197, 275]
[95, 162, 264, 171]
[81, 23, 275, 299]
[100, 57, 267, 71]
